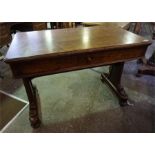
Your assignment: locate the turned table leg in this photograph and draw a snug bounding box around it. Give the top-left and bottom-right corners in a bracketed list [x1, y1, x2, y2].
[23, 78, 41, 128]
[101, 62, 129, 106]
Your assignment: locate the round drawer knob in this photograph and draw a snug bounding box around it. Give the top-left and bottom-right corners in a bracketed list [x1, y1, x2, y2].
[87, 56, 92, 62]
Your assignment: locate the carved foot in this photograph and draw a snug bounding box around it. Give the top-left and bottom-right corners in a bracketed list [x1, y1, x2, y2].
[119, 99, 128, 106]
[119, 99, 134, 107]
[117, 86, 128, 99]
[101, 73, 129, 106]
[101, 73, 128, 99]
[30, 117, 41, 128]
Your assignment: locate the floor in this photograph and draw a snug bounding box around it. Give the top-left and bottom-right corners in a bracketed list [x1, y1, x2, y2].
[0, 23, 155, 132]
[0, 90, 27, 131]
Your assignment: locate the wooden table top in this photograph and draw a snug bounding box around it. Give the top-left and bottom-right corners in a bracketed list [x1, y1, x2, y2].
[5, 25, 151, 63]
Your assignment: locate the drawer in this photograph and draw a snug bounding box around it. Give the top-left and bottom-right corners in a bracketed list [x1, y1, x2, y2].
[9, 45, 147, 78]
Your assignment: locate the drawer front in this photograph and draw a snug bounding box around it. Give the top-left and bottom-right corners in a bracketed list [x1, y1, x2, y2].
[10, 46, 147, 78]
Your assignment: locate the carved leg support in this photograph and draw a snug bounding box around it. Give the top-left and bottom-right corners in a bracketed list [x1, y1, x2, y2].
[23, 78, 41, 128]
[101, 62, 129, 106]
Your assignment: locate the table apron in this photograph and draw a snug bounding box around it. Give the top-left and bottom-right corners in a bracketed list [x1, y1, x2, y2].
[9, 46, 147, 78]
